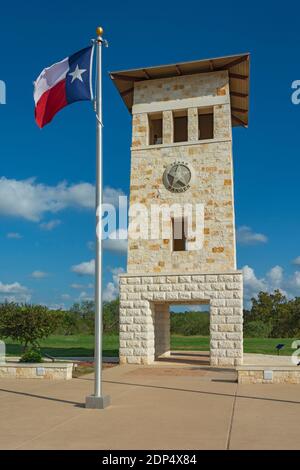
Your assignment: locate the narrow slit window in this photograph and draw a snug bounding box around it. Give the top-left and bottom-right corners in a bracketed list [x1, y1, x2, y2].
[198, 108, 214, 140]
[149, 113, 163, 145]
[173, 110, 188, 143]
[172, 218, 186, 252]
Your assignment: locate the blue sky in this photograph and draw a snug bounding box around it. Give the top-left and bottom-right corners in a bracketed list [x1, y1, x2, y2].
[0, 0, 300, 308]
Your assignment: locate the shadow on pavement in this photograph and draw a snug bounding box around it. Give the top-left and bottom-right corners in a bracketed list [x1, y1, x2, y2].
[103, 380, 300, 406]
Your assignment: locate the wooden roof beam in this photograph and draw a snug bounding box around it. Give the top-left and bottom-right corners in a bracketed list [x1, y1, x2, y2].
[110, 73, 145, 82]
[175, 64, 182, 75]
[143, 69, 151, 79]
[232, 114, 247, 127]
[229, 72, 248, 80]
[223, 55, 249, 69]
[121, 87, 134, 97]
[231, 106, 248, 114]
[231, 91, 248, 98]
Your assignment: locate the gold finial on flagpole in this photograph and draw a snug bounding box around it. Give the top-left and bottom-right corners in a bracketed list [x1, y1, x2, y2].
[96, 26, 104, 37]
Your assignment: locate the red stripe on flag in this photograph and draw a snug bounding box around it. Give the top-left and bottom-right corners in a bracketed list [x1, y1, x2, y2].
[35, 80, 68, 128]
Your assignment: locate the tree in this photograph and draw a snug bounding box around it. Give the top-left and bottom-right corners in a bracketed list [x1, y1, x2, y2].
[286, 297, 300, 337]
[250, 290, 287, 321]
[244, 290, 300, 338]
[68, 299, 119, 334]
[245, 290, 289, 337]
[61, 310, 82, 336]
[244, 320, 272, 338]
[70, 300, 95, 319]
[69, 300, 95, 334]
[0, 302, 63, 351]
[103, 299, 119, 333]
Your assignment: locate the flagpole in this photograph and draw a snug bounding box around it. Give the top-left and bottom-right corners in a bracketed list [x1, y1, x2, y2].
[86, 26, 110, 410]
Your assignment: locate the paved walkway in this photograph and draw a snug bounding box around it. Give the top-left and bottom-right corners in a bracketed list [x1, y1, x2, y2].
[0, 352, 299, 450]
[244, 352, 296, 366]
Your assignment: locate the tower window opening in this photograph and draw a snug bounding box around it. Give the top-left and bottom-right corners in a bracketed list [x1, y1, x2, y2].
[198, 108, 214, 140]
[149, 113, 163, 145]
[173, 110, 188, 143]
[172, 217, 187, 252]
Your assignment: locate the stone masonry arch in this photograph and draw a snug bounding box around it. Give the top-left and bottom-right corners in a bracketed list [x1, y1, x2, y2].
[119, 271, 243, 366]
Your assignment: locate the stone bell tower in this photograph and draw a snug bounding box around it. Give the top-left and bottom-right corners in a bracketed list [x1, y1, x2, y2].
[110, 53, 249, 366]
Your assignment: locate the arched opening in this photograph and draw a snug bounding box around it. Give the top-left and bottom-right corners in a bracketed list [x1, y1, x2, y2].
[154, 302, 210, 365]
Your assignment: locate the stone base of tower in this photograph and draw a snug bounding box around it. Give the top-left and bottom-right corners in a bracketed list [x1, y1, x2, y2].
[119, 271, 243, 367]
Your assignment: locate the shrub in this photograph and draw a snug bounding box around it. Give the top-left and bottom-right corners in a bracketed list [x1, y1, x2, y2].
[56, 311, 83, 335]
[244, 320, 272, 338]
[0, 302, 63, 351]
[68, 301, 95, 335]
[103, 299, 119, 334]
[170, 311, 210, 336]
[65, 299, 119, 335]
[19, 347, 43, 363]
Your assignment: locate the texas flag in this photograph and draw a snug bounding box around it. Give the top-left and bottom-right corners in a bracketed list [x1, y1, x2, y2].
[34, 46, 94, 128]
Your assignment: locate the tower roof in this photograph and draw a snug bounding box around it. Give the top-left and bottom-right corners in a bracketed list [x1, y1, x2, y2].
[110, 53, 250, 127]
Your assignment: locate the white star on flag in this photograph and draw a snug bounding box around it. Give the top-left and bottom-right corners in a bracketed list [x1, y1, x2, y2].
[69, 64, 87, 83]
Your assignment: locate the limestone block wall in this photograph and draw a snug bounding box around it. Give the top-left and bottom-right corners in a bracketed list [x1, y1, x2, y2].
[132, 70, 230, 114]
[128, 138, 236, 274]
[154, 303, 170, 358]
[127, 70, 236, 275]
[188, 108, 198, 141]
[237, 367, 300, 385]
[0, 363, 73, 380]
[163, 110, 173, 144]
[119, 271, 243, 367]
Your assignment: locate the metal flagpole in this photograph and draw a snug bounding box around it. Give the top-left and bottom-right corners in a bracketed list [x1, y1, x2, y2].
[86, 26, 110, 410]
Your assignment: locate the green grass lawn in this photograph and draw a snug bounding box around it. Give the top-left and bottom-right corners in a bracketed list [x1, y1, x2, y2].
[3, 334, 298, 357]
[4, 334, 118, 358]
[171, 335, 297, 356]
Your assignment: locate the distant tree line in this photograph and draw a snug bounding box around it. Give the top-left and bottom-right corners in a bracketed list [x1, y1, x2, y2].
[0, 299, 119, 360]
[243, 290, 300, 338]
[170, 311, 209, 335]
[0, 289, 299, 358]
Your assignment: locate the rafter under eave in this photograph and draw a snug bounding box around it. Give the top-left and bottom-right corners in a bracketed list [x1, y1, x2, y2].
[232, 114, 247, 127]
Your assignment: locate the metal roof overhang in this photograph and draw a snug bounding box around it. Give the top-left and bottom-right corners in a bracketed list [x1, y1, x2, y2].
[110, 52, 250, 127]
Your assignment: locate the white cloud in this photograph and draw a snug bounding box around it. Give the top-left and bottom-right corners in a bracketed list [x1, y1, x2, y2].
[266, 265, 284, 289]
[70, 283, 94, 289]
[103, 283, 118, 302]
[87, 241, 95, 251]
[71, 262, 123, 300]
[6, 232, 22, 239]
[39, 219, 61, 231]
[0, 281, 28, 294]
[0, 177, 125, 223]
[31, 270, 48, 279]
[71, 259, 95, 276]
[103, 228, 128, 254]
[171, 304, 209, 312]
[0, 177, 96, 221]
[78, 291, 94, 302]
[71, 261, 123, 301]
[287, 271, 300, 290]
[242, 265, 267, 303]
[0, 281, 31, 303]
[48, 303, 66, 310]
[103, 187, 126, 206]
[236, 226, 268, 245]
[61, 294, 71, 300]
[103, 267, 124, 302]
[242, 264, 300, 306]
[292, 256, 300, 265]
[70, 283, 85, 289]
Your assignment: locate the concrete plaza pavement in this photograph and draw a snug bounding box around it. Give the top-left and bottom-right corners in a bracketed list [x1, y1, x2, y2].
[0, 352, 299, 450]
